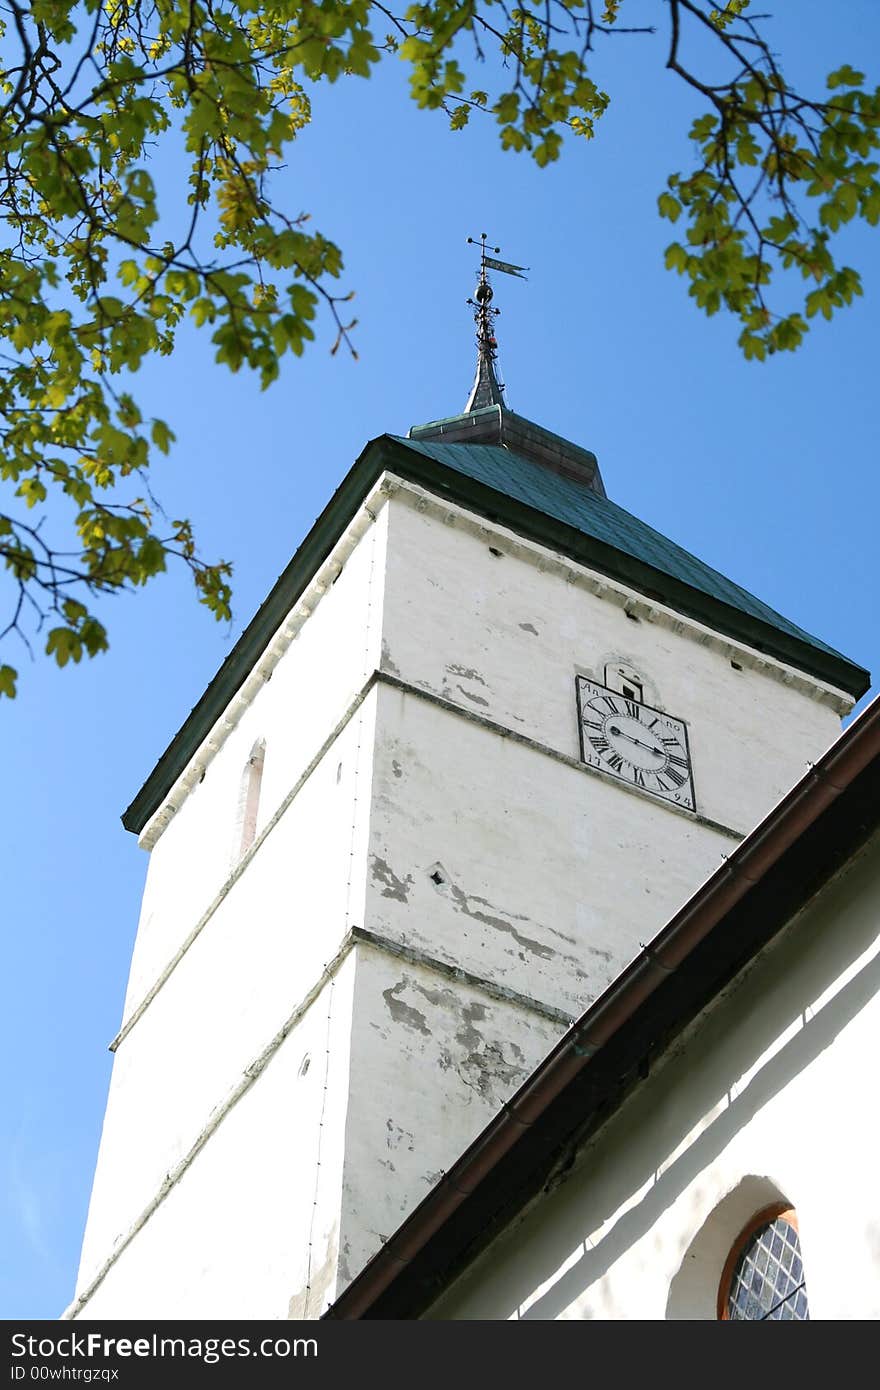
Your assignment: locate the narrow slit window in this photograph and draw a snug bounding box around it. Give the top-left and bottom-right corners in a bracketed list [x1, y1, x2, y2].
[235, 738, 266, 863]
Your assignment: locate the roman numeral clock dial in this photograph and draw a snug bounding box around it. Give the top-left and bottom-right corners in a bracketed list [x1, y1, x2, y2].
[575, 677, 696, 811]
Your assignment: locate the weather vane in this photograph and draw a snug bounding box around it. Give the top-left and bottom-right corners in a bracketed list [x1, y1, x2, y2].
[465, 233, 528, 412]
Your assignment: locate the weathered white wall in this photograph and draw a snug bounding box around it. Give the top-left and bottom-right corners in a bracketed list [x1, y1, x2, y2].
[339, 943, 564, 1284]
[72, 469, 852, 1318]
[328, 489, 847, 1287]
[429, 827, 880, 1320]
[78, 950, 359, 1321]
[366, 681, 729, 1020]
[380, 492, 844, 838]
[72, 498, 386, 1315]
[76, 697, 377, 1297]
[121, 505, 387, 1018]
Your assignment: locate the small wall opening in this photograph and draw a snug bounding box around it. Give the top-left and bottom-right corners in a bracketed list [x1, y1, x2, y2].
[428, 862, 449, 889]
[604, 662, 645, 703]
[234, 738, 266, 864]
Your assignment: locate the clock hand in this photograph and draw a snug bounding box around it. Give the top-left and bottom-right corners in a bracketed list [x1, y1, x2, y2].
[607, 724, 665, 757]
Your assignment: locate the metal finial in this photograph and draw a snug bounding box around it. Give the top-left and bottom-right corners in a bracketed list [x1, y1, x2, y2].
[464, 234, 528, 413]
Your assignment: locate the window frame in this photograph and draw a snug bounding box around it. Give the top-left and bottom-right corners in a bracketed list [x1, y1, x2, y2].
[717, 1202, 803, 1321]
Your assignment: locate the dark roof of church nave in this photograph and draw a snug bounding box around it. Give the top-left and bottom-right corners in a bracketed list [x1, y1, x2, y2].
[122, 411, 869, 835]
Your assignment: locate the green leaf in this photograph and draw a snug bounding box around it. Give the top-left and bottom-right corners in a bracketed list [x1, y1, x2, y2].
[46, 628, 80, 667]
[664, 242, 689, 273]
[827, 66, 865, 90]
[690, 114, 717, 142]
[151, 419, 175, 455]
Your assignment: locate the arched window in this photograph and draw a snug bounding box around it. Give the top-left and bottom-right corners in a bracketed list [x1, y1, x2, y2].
[234, 738, 266, 862]
[718, 1205, 810, 1320]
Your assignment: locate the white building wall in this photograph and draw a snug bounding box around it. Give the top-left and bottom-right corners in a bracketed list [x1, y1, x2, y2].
[78, 950, 359, 1321]
[365, 681, 729, 1018]
[339, 943, 563, 1285]
[380, 491, 844, 837]
[327, 488, 847, 1286]
[429, 827, 880, 1320]
[75, 697, 377, 1298]
[121, 505, 388, 1017]
[72, 497, 387, 1315]
[71, 470, 853, 1318]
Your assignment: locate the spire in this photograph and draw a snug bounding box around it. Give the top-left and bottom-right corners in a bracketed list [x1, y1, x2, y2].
[464, 234, 527, 413]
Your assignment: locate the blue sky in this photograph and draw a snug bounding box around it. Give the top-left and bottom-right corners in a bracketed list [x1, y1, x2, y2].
[3, 1, 879, 1318]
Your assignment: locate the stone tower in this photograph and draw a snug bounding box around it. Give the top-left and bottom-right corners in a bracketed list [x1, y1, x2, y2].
[66, 270, 867, 1320]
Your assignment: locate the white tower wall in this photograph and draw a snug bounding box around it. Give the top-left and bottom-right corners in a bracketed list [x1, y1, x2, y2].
[68, 475, 849, 1318]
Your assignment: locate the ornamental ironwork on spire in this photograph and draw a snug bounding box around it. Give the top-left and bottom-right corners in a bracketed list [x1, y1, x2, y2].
[407, 236, 605, 499]
[464, 234, 527, 413]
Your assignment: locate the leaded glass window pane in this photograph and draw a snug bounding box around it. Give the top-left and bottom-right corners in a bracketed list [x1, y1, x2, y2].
[726, 1216, 809, 1321]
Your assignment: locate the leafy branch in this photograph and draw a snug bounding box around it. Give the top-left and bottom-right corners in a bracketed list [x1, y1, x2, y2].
[660, 0, 880, 357]
[1, 0, 877, 696]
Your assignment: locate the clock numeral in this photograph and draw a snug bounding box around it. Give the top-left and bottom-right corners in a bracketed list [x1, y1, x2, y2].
[605, 752, 624, 773]
[667, 754, 689, 771]
[632, 767, 646, 788]
[661, 735, 680, 747]
[663, 766, 687, 789]
[600, 695, 621, 714]
[589, 735, 610, 753]
[582, 716, 603, 732]
[624, 700, 641, 720]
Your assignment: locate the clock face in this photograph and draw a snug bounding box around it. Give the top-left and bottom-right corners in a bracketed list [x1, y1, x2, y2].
[576, 677, 696, 811]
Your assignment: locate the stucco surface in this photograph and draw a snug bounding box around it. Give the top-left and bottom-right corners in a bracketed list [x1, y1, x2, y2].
[429, 829, 880, 1320]
[71, 483, 849, 1318]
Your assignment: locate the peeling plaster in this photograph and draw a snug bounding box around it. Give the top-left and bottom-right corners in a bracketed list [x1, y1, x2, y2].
[380, 640, 401, 677]
[457, 1039, 529, 1101]
[382, 980, 431, 1035]
[455, 1008, 488, 1054]
[371, 856, 413, 903]
[353, 925, 575, 1027]
[386, 1119, 416, 1153]
[337, 1240, 353, 1290]
[456, 686, 490, 708]
[447, 665, 488, 686]
[446, 878, 555, 961]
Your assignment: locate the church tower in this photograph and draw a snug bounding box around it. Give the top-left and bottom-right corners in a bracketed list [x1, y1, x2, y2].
[66, 244, 868, 1320]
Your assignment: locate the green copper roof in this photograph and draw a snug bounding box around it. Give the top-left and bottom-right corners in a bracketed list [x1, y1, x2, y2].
[122, 430, 869, 836]
[394, 435, 848, 663]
